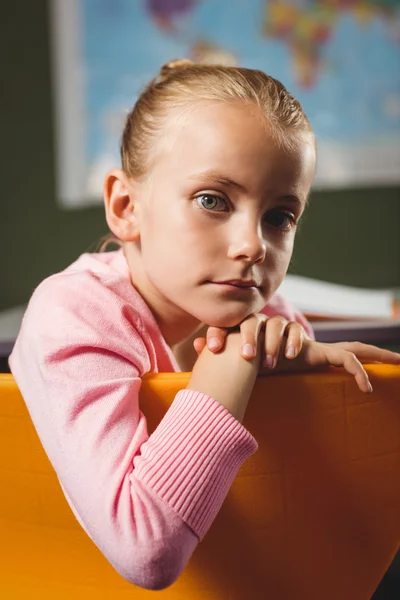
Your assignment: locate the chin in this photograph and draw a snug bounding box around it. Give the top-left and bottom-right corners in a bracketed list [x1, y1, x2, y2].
[196, 306, 256, 329]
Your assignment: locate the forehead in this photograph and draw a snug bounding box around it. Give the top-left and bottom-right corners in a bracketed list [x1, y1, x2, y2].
[150, 101, 315, 197]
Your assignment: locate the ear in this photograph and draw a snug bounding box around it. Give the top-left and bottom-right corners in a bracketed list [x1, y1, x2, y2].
[103, 168, 141, 242]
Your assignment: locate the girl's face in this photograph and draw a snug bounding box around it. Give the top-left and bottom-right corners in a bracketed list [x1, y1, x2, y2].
[127, 101, 316, 340]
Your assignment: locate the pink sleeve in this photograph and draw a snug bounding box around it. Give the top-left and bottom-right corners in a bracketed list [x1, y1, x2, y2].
[260, 293, 315, 340]
[9, 273, 257, 590]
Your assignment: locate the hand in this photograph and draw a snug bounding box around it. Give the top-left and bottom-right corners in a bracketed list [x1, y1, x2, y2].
[267, 339, 400, 393]
[193, 314, 307, 369]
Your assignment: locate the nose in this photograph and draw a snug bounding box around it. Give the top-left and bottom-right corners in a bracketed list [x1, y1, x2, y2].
[227, 217, 267, 265]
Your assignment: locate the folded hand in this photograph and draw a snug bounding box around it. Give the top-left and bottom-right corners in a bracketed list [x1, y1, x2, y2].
[193, 315, 400, 393]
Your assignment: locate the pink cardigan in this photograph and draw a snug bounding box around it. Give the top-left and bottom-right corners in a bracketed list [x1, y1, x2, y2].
[9, 249, 313, 590]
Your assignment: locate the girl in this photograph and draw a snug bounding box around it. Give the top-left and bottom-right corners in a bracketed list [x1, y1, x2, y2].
[9, 60, 400, 590]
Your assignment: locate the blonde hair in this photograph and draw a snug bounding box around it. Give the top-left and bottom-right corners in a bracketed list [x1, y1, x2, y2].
[98, 59, 313, 252]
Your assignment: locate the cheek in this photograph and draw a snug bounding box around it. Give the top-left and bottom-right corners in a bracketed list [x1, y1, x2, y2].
[265, 236, 294, 276]
[142, 215, 203, 276]
[166, 212, 220, 262]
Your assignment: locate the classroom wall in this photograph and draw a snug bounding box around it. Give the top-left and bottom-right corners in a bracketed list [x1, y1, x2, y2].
[1, 0, 399, 312]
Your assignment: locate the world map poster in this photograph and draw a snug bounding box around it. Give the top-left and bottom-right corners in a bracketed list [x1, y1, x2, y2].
[50, 0, 400, 207]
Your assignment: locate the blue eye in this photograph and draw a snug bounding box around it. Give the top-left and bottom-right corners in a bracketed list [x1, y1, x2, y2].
[196, 194, 227, 212]
[265, 210, 296, 231]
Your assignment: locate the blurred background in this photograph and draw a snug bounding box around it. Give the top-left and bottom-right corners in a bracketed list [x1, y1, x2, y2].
[0, 1, 399, 595]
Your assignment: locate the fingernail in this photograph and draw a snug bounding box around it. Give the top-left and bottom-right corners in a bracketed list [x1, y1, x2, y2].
[242, 343, 255, 358]
[286, 345, 296, 358]
[208, 337, 220, 351]
[266, 355, 275, 369]
[368, 382, 373, 393]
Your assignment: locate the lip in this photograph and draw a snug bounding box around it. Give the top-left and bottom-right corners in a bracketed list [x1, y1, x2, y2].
[212, 279, 259, 289]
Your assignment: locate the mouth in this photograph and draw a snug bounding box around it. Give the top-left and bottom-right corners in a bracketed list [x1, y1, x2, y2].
[209, 279, 260, 291]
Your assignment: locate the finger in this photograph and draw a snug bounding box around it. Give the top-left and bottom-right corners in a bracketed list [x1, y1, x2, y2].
[325, 347, 372, 393]
[193, 337, 207, 355]
[239, 314, 267, 360]
[264, 316, 288, 369]
[332, 342, 400, 365]
[206, 326, 228, 353]
[284, 322, 305, 359]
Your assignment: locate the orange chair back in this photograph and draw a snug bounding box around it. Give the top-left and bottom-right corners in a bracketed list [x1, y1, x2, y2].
[1, 367, 399, 599]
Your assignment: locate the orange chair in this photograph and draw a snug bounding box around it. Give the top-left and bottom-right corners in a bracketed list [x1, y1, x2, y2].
[1, 367, 399, 599]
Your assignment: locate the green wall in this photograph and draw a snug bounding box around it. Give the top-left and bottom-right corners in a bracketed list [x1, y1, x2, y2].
[1, 0, 399, 312]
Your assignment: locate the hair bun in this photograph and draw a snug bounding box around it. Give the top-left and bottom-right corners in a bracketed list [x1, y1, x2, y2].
[156, 59, 194, 83]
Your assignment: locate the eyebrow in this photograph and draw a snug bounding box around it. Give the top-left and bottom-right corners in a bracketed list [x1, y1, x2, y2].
[189, 170, 307, 207]
[189, 170, 247, 192]
[282, 194, 307, 208]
